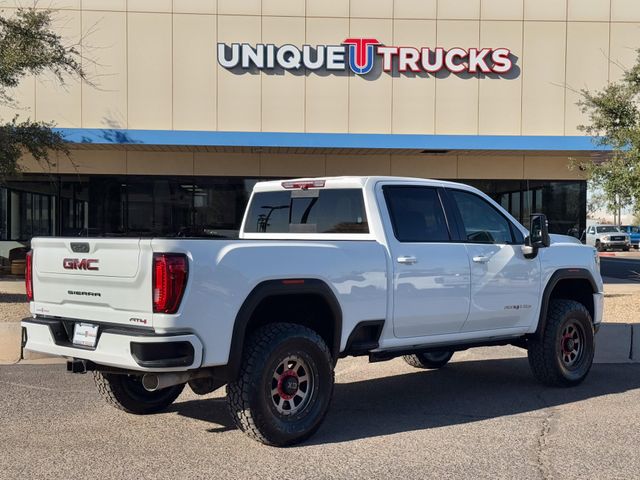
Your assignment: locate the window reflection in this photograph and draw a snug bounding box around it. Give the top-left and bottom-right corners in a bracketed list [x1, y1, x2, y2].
[0, 175, 587, 241]
[461, 180, 587, 238]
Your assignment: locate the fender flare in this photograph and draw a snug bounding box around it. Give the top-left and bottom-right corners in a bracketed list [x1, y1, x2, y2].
[225, 279, 342, 381]
[534, 268, 598, 338]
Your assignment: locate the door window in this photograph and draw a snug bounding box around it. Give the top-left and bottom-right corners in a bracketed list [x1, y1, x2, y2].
[449, 189, 516, 244]
[383, 186, 451, 242]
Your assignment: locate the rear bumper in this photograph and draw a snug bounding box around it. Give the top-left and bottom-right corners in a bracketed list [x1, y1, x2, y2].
[21, 317, 203, 372]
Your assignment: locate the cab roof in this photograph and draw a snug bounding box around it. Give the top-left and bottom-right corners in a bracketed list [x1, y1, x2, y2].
[252, 176, 474, 193]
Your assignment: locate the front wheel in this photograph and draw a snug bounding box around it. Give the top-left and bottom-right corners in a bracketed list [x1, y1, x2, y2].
[595, 241, 603, 252]
[93, 371, 184, 414]
[403, 350, 454, 369]
[528, 299, 595, 387]
[226, 323, 335, 447]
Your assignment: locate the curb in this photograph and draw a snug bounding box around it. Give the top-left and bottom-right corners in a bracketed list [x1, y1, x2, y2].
[594, 324, 636, 364]
[0, 322, 55, 365]
[0, 323, 21, 364]
[1, 322, 638, 366]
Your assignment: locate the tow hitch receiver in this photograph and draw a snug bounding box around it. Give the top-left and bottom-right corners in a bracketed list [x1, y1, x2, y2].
[67, 359, 88, 374]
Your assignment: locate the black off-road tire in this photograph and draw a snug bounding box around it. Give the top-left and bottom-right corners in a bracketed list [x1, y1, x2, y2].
[528, 299, 595, 387]
[226, 323, 335, 447]
[403, 350, 454, 369]
[623, 246, 630, 252]
[93, 371, 185, 414]
[595, 241, 603, 252]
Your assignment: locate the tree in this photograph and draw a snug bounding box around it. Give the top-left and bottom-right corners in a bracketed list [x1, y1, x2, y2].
[0, 7, 84, 178]
[575, 50, 640, 224]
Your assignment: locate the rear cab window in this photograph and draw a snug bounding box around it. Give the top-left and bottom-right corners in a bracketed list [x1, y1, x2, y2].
[243, 188, 369, 234]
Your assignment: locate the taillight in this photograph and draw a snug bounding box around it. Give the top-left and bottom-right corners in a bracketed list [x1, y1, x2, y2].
[25, 250, 34, 301]
[153, 253, 188, 314]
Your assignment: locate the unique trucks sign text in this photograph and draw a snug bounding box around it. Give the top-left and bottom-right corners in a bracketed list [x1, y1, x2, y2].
[217, 38, 514, 75]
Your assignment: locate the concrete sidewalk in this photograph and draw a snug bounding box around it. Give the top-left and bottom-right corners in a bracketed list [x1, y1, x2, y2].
[603, 276, 640, 289]
[0, 276, 26, 294]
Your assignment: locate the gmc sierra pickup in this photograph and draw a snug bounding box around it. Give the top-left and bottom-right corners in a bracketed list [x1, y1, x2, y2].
[22, 176, 603, 446]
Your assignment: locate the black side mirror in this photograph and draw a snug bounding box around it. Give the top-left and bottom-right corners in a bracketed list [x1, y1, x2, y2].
[530, 213, 551, 248]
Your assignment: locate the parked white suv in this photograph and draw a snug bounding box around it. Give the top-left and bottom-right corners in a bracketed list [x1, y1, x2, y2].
[585, 224, 630, 252]
[22, 177, 603, 446]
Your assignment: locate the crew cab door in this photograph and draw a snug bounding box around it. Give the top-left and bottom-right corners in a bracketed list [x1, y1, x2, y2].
[446, 188, 541, 332]
[380, 185, 471, 338]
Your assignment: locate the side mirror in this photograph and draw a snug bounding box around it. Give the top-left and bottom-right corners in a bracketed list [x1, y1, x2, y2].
[522, 214, 550, 259]
[530, 213, 551, 248]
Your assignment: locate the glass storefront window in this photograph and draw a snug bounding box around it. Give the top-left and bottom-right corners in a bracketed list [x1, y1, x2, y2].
[60, 179, 89, 236]
[0, 189, 7, 240]
[0, 174, 587, 241]
[462, 179, 587, 238]
[193, 178, 258, 238]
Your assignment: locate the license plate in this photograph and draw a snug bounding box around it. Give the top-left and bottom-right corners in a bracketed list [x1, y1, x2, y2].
[72, 323, 99, 347]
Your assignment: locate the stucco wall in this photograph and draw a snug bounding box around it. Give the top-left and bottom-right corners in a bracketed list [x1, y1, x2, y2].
[0, 0, 637, 137]
[18, 149, 585, 180]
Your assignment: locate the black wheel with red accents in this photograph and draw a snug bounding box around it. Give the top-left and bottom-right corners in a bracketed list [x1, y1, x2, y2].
[226, 323, 334, 447]
[528, 299, 595, 387]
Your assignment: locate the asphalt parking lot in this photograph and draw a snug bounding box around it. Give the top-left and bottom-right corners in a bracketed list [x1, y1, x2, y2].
[1, 347, 639, 480]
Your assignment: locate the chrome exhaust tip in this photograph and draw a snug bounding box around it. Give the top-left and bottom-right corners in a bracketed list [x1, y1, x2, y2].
[141, 371, 204, 392]
[141, 373, 160, 391]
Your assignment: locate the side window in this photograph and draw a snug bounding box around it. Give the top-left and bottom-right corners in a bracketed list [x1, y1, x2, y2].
[449, 189, 515, 244]
[383, 186, 451, 242]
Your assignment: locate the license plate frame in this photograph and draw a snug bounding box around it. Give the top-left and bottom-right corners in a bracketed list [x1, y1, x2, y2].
[72, 322, 99, 348]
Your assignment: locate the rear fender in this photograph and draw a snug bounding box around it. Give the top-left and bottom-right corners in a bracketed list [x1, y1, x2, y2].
[226, 279, 342, 381]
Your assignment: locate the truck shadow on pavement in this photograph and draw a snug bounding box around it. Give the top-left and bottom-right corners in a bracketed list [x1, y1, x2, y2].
[169, 358, 640, 445]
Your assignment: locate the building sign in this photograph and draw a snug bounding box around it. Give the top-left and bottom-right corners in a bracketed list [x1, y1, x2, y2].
[217, 38, 514, 75]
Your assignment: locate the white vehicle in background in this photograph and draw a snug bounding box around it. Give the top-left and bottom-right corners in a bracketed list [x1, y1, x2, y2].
[22, 176, 603, 446]
[585, 224, 631, 252]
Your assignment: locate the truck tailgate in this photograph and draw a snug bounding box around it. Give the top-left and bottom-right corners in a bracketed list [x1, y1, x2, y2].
[30, 238, 154, 326]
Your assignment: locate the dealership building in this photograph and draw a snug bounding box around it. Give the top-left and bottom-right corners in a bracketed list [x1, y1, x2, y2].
[1, 0, 636, 255]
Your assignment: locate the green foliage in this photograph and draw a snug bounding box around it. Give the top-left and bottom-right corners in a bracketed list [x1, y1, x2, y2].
[576, 50, 640, 219]
[0, 7, 84, 177]
[0, 117, 68, 178]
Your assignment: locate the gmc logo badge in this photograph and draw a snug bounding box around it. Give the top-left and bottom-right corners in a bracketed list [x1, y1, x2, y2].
[63, 258, 99, 271]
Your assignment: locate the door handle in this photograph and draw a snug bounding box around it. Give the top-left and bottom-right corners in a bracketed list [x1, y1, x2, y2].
[472, 255, 490, 264]
[397, 256, 418, 265]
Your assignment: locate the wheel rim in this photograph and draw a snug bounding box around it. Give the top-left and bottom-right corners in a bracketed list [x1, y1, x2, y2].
[559, 321, 585, 368]
[270, 355, 314, 416]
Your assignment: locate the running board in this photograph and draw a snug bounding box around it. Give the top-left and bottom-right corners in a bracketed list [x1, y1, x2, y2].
[369, 337, 527, 363]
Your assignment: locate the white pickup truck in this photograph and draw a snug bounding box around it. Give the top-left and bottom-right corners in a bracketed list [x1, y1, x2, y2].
[22, 176, 603, 446]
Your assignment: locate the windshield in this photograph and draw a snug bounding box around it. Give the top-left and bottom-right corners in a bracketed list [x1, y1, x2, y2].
[623, 226, 640, 233]
[596, 226, 620, 233]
